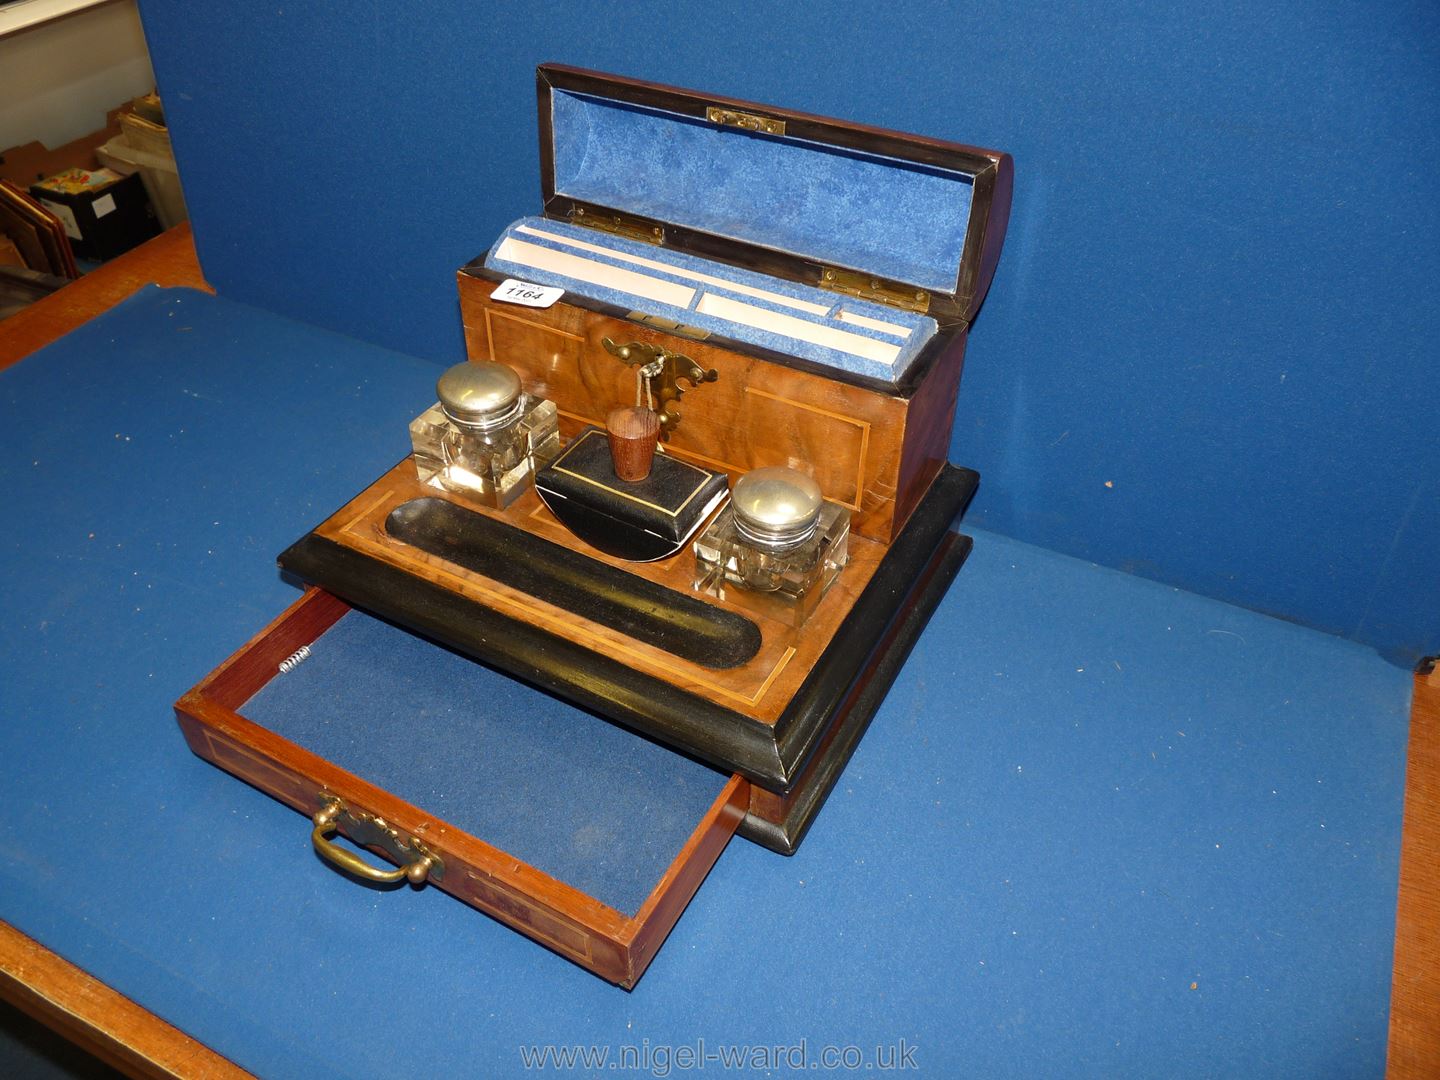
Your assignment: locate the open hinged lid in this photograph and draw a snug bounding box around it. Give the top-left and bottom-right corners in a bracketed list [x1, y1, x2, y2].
[537, 64, 1013, 325]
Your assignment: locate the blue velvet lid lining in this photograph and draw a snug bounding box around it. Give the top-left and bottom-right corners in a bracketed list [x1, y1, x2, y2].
[485, 216, 938, 382]
[550, 90, 975, 294]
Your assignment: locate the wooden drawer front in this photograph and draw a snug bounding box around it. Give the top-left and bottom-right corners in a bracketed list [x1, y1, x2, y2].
[459, 275, 923, 541]
[175, 587, 747, 988]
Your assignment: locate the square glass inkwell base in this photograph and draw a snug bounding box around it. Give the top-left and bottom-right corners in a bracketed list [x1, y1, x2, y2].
[693, 467, 850, 627]
[409, 361, 560, 509]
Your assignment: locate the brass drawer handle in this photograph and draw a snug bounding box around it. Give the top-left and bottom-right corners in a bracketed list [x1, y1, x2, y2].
[310, 798, 441, 886]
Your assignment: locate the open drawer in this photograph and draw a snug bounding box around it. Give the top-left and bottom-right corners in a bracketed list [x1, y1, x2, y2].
[175, 588, 747, 988]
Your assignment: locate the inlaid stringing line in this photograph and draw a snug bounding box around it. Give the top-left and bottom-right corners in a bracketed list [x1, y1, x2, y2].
[741, 386, 870, 511]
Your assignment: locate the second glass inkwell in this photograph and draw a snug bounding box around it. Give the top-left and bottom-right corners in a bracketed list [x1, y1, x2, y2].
[694, 465, 850, 626]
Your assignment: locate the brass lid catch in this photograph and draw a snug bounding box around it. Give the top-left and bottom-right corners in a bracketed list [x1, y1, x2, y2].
[601, 337, 717, 438]
[705, 106, 786, 136]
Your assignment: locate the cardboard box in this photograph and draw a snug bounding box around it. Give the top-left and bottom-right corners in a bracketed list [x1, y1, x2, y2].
[29, 167, 157, 261]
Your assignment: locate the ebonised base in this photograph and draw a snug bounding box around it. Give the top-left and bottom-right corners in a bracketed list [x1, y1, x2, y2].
[278, 465, 979, 852]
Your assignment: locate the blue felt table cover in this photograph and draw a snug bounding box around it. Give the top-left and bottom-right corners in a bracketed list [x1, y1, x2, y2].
[550, 89, 977, 293]
[0, 287, 1412, 1078]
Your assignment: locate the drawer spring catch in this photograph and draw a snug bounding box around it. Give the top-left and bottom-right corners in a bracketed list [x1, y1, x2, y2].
[277, 644, 312, 674]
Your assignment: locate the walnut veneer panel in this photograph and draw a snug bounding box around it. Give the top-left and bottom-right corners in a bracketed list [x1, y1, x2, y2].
[311, 459, 883, 726]
[458, 273, 967, 542]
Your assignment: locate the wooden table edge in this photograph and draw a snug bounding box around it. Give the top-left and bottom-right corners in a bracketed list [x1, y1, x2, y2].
[1387, 670, 1440, 1078]
[0, 920, 253, 1080]
[0, 222, 211, 372]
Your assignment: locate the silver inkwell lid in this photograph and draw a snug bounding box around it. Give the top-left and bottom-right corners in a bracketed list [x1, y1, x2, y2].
[436, 361, 523, 431]
[731, 466, 823, 551]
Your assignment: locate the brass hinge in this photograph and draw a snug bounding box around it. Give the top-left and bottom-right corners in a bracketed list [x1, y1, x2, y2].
[819, 267, 930, 314]
[706, 106, 786, 136]
[569, 206, 664, 245]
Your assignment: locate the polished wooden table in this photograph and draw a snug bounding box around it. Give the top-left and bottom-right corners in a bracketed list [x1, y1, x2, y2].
[0, 224, 211, 374]
[0, 224, 1434, 1078]
[1390, 669, 1440, 1077]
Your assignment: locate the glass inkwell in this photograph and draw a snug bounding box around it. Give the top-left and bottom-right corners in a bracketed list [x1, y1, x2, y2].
[693, 465, 850, 626]
[409, 360, 560, 509]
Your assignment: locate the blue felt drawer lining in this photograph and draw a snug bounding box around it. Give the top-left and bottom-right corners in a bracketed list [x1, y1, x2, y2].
[240, 609, 729, 917]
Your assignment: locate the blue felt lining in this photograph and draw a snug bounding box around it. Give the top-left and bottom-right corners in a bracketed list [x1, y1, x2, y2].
[550, 90, 975, 292]
[485, 216, 938, 382]
[241, 610, 727, 916]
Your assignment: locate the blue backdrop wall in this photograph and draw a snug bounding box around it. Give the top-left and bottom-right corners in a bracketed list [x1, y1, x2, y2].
[135, 1, 1439, 667]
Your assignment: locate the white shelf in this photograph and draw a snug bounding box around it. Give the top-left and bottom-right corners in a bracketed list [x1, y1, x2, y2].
[0, 0, 116, 38]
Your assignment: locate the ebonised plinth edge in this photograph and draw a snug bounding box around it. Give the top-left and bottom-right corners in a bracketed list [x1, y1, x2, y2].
[277, 465, 978, 819]
[738, 531, 971, 854]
